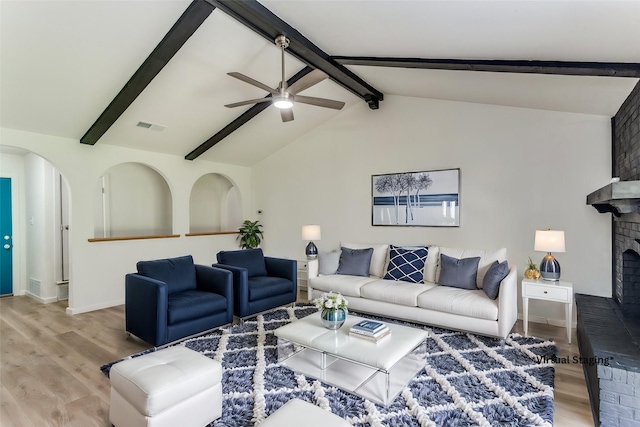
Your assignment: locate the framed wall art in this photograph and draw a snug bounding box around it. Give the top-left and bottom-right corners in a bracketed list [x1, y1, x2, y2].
[372, 168, 460, 227]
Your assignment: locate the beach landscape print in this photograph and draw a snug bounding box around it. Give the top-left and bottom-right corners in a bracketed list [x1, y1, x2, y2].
[372, 169, 460, 226]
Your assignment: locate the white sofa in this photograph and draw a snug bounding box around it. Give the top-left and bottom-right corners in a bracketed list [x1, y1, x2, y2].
[307, 243, 518, 339]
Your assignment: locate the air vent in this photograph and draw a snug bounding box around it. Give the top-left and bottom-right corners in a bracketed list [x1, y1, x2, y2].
[57, 282, 69, 301]
[29, 278, 41, 296]
[136, 121, 166, 132]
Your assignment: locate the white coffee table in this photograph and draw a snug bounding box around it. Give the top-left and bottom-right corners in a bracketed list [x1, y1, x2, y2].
[274, 314, 428, 406]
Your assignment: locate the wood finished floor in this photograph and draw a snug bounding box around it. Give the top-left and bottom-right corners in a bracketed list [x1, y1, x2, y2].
[0, 294, 594, 426]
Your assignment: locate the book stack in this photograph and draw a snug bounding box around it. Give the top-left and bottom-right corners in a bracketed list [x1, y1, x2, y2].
[349, 320, 391, 343]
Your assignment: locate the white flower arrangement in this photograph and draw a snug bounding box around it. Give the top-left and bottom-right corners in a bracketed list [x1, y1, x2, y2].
[313, 292, 348, 311]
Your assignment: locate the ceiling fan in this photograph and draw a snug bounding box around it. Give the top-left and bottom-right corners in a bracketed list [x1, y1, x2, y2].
[225, 35, 345, 122]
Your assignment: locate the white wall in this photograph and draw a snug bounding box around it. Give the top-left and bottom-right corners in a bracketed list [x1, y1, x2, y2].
[0, 152, 27, 298]
[252, 95, 612, 325]
[24, 153, 57, 302]
[0, 127, 252, 314]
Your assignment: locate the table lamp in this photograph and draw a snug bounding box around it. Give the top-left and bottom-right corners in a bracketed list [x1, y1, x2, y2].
[534, 229, 565, 281]
[302, 225, 321, 259]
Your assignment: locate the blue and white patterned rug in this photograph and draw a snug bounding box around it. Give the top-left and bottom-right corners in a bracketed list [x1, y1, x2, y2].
[102, 305, 557, 426]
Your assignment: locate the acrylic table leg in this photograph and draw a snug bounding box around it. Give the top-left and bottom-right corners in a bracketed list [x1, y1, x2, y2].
[321, 352, 326, 370]
[385, 371, 390, 406]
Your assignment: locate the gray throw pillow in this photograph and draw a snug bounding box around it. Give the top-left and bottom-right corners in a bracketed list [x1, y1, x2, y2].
[482, 260, 510, 300]
[438, 254, 481, 290]
[318, 250, 341, 275]
[336, 247, 374, 277]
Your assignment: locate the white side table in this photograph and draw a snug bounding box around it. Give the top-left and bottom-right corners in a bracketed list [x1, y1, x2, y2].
[297, 260, 308, 292]
[522, 279, 573, 343]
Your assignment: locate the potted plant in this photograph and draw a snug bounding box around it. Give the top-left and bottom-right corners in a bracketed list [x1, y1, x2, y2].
[237, 220, 264, 249]
[524, 257, 541, 280]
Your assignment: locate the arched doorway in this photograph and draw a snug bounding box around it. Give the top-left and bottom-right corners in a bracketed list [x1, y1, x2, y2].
[0, 146, 72, 303]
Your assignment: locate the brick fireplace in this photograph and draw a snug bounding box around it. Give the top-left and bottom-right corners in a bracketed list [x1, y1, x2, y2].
[618, 248, 640, 317]
[578, 81, 640, 426]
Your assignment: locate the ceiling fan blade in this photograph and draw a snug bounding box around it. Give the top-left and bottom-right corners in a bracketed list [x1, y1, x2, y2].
[280, 108, 294, 122]
[224, 97, 273, 108]
[294, 95, 345, 110]
[286, 69, 328, 95]
[227, 72, 278, 95]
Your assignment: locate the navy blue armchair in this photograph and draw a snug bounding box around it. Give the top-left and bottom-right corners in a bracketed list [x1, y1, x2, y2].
[214, 248, 297, 319]
[125, 255, 233, 347]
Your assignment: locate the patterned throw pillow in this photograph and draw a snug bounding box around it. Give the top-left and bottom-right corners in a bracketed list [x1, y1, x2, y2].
[383, 245, 429, 283]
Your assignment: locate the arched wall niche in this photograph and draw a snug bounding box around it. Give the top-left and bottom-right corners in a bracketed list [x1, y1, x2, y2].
[189, 173, 242, 234]
[94, 162, 172, 238]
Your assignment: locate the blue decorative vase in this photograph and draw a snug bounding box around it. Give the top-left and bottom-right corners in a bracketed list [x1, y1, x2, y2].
[321, 308, 347, 330]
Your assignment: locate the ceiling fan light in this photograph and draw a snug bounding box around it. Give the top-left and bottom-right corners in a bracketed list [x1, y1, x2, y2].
[273, 98, 293, 109]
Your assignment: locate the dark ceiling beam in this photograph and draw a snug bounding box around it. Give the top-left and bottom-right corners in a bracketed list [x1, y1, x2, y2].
[80, 0, 215, 145]
[185, 67, 313, 161]
[333, 57, 640, 78]
[204, 0, 383, 110]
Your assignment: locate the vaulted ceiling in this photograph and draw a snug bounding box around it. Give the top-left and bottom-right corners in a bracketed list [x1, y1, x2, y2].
[1, 0, 639, 166]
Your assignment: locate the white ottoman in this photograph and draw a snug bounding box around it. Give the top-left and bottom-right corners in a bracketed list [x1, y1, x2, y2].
[260, 398, 351, 427]
[109, 346, 222, 427]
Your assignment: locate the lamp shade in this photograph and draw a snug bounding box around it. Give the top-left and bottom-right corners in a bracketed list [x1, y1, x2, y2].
[302, 225, 321, 241]
[534, 230, 565, 253]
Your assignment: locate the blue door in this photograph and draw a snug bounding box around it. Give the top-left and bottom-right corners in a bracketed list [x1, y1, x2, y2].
[0, 178, 12, 295]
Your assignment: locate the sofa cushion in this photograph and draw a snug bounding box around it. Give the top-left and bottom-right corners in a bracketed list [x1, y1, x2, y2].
[217, 248, 268, 278]
[341, 242, 389, 278]
[438, 254, 480, 290]
[318, 250, 341, 275]
[417, 285, 499, 321]
[309, 274, 378, 298]
[248, 276, 294, 302]
[482, 260, 510, 300]
[167, 290, 228, 324]
[437, 247, 507, 288]
[336, 247, 373, 277]
[137, 255, 196, 294]
[383, 245, 429, 283]
[424, 246, 440, 283]
[361, 279, 437, 307]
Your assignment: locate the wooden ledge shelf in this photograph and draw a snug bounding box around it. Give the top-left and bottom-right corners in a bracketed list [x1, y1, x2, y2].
[88, 234, 180, 242]
[185, 231, 239, 237]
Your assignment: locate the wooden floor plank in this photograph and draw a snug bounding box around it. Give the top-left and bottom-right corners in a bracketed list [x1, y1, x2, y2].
[39, 335, 113, 404]
[0, 383, 36, 427]
[0, 295, 594, 426]
[65, 395, 110, 427]
[0, 318, 43, 370]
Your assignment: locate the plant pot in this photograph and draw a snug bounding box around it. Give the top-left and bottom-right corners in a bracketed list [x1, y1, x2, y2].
[321, 308, 347, 330]
[524, 269, 541, 280]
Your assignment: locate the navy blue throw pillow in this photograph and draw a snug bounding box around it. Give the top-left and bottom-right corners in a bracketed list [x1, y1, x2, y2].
[482, 260, 510, 300]
[336, 247, 373, 277]
[438, 254, 481, 290]
[384, 245, 429, 283]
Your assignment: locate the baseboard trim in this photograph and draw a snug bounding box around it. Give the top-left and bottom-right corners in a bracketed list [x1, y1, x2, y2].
[518, 313, 576, 329]
[25, 292, 58, 304]
[66, 299, 124, 315]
